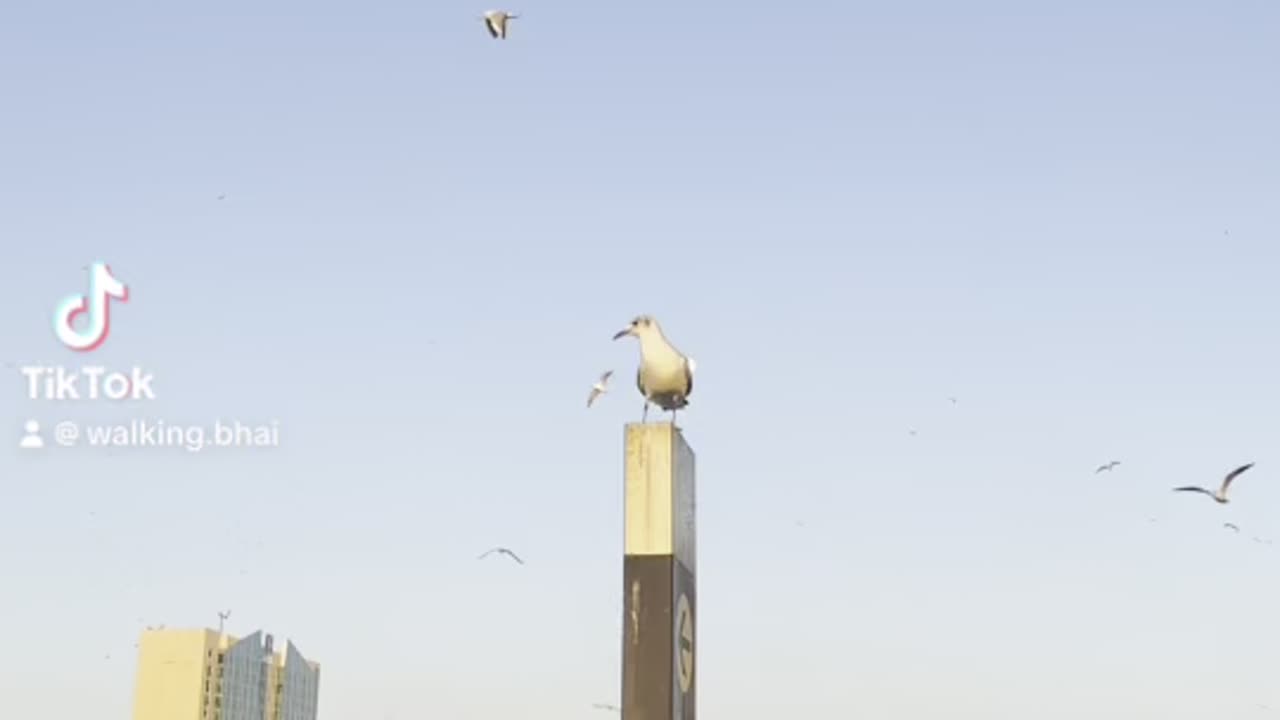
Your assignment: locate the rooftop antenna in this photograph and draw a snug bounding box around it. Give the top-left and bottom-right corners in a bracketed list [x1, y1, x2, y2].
[217, 610, 231, 634]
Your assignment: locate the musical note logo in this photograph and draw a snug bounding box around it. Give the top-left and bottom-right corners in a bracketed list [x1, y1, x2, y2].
[53, 263, 129, 352]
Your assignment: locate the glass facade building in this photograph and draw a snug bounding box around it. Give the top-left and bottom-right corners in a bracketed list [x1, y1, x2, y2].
[219, 631, 272, 720]
[277, 641, 320, 720]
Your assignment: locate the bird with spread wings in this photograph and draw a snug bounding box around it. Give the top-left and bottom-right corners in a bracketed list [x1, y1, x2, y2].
[1173, 463, 1254, 504]
[478, 547, 524, 564]
[587, 370, 613, 408]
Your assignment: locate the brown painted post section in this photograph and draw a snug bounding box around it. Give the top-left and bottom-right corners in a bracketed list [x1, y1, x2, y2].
[622, 423, 696, 720]
[622, 555, 674, 719]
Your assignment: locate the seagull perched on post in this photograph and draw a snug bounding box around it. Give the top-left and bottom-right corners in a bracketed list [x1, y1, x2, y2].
[587, 370, 613, 408]
[612, 315, 694, 424]
[478, 547, 524, 564]
[483, 10, 518, 38]
[1173, 462, 1254, 504]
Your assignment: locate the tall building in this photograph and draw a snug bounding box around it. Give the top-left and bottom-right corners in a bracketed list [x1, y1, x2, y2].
[132, 627, 320, 720]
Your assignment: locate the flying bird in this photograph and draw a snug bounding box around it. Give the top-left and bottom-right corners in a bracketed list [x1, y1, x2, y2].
[613, 315, 694, 423]
[1095, 461, 1121, 473]
[483, 10, 518, 38]
[592, 704, 621, 713]
[1224, 523, 1240, 533]
[587, 370, 613, 408]
[478, 547, 524, 564]
[1173, 462, 1254, 504]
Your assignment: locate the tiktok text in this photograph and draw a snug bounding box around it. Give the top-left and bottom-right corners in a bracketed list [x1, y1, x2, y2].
[21, 366, 155, 401]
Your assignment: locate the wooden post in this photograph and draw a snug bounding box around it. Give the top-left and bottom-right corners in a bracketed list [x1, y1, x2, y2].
[622, 423, 696, 720]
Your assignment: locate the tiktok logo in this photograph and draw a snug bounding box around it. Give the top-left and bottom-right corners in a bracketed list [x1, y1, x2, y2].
[53, 262, 129, 352]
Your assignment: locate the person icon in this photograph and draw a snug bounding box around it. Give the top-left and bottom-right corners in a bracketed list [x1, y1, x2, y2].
[20, 420, 44, 449]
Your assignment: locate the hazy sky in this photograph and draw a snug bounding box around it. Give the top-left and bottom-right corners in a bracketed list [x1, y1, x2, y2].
[2, 1, 1279, 718]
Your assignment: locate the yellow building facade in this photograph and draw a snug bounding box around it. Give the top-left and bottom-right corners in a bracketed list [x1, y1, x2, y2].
[132, 628, 320, 720]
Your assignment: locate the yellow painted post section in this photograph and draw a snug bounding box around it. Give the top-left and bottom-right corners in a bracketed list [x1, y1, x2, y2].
[626, 423, 674, 555]
[624, 422, 696, 561]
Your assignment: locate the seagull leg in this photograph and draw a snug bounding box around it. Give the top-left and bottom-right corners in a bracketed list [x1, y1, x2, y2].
[642, 402, 649, 423]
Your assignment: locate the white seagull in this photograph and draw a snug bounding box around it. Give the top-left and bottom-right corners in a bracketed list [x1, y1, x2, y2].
[483, 10, 518, 38]
[478, 546, 524, 564]
[1173, 462, 1254, 505]
[612, 315, 695, 423]
[587, 370, 613, 408]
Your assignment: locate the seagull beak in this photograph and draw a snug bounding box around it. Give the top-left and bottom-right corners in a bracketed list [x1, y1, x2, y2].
[612, 327, 632, 340]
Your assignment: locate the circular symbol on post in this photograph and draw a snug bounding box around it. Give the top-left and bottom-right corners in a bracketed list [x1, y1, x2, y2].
[676, 593, 693, 693]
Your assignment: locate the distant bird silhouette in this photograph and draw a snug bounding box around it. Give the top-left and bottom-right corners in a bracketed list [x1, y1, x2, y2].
[483, 10, 518, 38]
[1173, 463, 1254, 504]
[948, 396, 958, 405]
[216, 194, 226, 200]
[1095, 461, 1121, 473]
[1224, 523, 1240, 533]
[592, 703, 620, 713]
[478, 547, 524, 564]
[587, 370, 613, 408]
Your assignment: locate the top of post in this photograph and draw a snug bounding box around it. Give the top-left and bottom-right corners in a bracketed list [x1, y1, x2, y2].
[624, 422, 696, 569]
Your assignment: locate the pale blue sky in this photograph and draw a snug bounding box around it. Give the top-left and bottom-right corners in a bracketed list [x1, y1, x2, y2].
[2, 1, 1279, 718]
